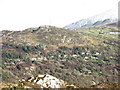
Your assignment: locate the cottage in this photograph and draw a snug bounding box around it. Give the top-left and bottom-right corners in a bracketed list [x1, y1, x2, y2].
[81, 52, 85, 55]
[84, 57, 89, 59]
[31, 58, 37, 61]
[95, 52, 100, 55]
[72, 54, 78, 57]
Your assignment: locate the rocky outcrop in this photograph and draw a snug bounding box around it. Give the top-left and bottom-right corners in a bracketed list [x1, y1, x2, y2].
[19, 74, 78, 88]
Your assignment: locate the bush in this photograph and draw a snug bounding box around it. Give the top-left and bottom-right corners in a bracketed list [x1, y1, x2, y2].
[20, 45, 42, 53]
[59, 46, 69, 50]
[73, 46, 84, 51]
[2, 52, 24, 59]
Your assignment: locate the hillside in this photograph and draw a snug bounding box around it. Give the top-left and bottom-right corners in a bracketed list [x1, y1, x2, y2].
[0, 25, 119, 88]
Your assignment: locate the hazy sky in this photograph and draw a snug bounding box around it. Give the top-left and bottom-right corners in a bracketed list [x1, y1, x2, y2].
[0, 0, 119, 30]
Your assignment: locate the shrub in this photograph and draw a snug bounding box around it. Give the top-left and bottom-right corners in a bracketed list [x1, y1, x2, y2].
[59, 46, 69, 50]
[73, 46, 84, 51]
[2, 52, 24, 59]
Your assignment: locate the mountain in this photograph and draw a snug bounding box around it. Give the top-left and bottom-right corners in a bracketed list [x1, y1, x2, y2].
[64, 8, 118, 30]
[1, 25, 119, 89]
[106, 22, 118, 27]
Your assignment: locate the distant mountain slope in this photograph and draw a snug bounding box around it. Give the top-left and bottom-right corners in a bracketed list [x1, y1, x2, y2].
[106, 22, 118, 27]
[64, 8, 118, 30]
